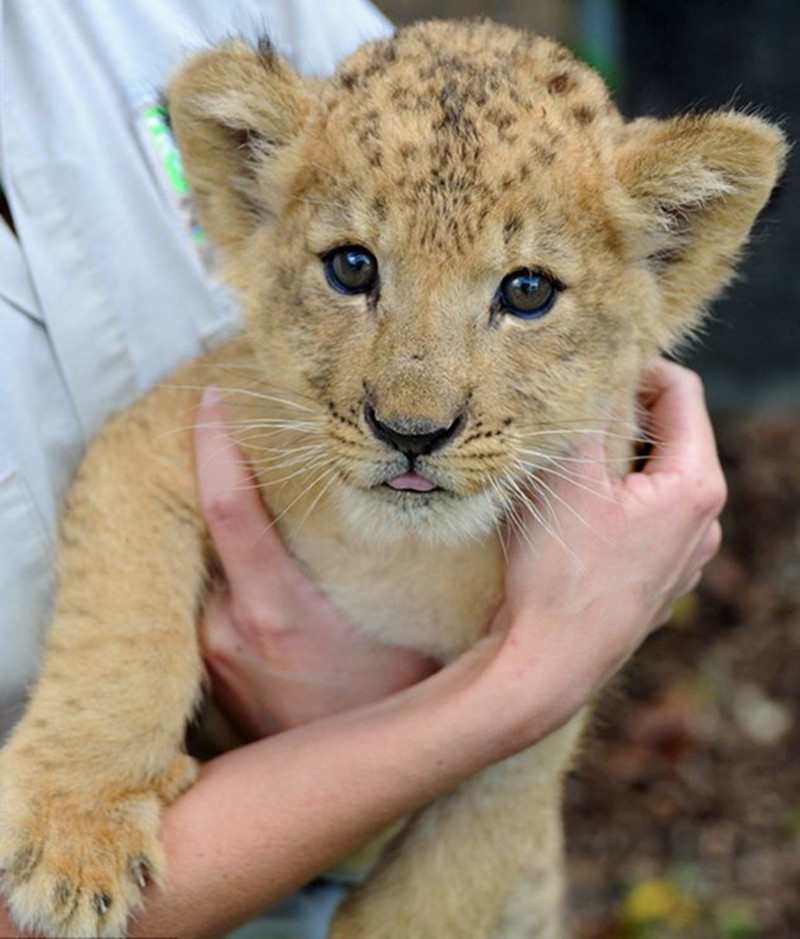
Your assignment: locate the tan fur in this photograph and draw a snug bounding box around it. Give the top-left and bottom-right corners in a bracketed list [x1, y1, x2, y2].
[0, 20, 786, 938]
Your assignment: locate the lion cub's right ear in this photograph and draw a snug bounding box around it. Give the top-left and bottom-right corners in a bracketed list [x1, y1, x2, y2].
[167, 39, 317, 256]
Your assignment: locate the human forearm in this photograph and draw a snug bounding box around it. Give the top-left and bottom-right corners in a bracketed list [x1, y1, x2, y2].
[136, 643, 499, 939]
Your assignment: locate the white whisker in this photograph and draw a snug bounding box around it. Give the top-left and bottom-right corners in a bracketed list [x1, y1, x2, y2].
[518, 452, 622, 507]
[523, 470, 607, 556]
[517, 427, 652, 445]
[487, 478, 511, 564]
[165, 383, 316, 413]
[242, 441, 326, 461]
[256, 464, 340, 546]
[288, 470, 342, 548]
[498, 472, 549, 556]
[504, 465, 584, 568]
[260, 455, 334, 489]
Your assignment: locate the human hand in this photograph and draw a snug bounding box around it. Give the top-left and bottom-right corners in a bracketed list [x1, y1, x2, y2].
[465, 359, 725, 758]
[194, 386, 436, 739]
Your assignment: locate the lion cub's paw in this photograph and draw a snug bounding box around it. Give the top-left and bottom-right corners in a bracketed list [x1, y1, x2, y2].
[0, 753, 197, 938]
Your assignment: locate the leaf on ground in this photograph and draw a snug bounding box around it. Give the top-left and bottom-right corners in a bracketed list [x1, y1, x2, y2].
[622, 877, 698, 930]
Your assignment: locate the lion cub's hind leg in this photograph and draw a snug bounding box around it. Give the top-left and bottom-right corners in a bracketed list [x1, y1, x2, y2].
[490, 858, 565, 939]
[329, 721, 580, 939]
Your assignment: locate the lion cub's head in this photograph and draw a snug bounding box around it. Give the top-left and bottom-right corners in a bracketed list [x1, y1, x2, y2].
[169, 20, 785, 543]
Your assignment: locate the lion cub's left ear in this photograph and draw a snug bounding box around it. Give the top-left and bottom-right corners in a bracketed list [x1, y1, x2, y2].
[615, 111, 788, 342]
[167, 39, 317, 256]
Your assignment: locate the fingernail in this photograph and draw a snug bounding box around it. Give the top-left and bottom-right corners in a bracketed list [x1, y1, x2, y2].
[200, 384, 224, 411]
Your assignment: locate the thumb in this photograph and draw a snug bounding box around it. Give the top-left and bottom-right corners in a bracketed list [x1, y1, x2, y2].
[194, 385, 295, 601]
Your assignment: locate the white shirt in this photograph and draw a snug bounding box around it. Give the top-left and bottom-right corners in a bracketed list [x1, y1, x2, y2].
[0, 0, 392, 740]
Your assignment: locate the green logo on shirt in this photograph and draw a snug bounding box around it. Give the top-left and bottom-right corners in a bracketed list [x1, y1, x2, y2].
[142, 105, 189, 195]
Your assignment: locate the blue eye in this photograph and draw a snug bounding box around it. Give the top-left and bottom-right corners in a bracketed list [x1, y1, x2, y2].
[498, 269, 558, 318]
[324, 245, 378, 294]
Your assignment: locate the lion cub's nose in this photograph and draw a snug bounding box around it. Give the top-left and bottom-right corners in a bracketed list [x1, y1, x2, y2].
[365, 406, 465, 457]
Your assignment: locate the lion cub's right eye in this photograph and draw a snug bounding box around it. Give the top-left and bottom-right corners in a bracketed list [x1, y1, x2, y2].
[324, 246, 379, 295]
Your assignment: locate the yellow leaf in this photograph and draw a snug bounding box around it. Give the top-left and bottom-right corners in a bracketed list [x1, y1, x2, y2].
[669, 592, 699, 627]
[624, 879, 680, 924]
[622, 878, 698, 928]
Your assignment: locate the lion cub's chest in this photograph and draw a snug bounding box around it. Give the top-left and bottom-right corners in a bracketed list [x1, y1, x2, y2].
[276, 505, 505, 660]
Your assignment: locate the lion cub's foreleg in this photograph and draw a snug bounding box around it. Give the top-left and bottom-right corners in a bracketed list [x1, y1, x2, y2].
[0, 403, 206, 938]
[329, 717, 583, 939]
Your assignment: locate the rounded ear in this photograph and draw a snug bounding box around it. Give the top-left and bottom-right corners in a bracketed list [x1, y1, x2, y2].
[615, 111, 788, 340]
[167, 38, 318, 256]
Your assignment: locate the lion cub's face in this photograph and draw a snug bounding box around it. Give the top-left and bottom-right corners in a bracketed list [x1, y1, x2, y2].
[247, 42, 644, 543]
[169, 21, 785, 543]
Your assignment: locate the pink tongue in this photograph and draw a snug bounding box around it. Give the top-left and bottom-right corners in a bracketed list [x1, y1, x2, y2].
[387, 471, 437, 492]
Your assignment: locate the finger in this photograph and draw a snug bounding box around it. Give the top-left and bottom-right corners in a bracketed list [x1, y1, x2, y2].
[680, 569, 703, 598]
[199, 586, 234, 662]
[664, 519, 721, 607]
[638, 359, 720, 480]
[657, 586, 699, 629]
[680, 518, 722, 582]
[194, 385, 294, 601]
[655, 567, 704, 629]
[657, 519, 721, 626]
[697, 519, 723, 567]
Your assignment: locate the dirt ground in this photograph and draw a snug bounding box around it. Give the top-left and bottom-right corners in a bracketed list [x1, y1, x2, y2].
[565, 413, 800, 938]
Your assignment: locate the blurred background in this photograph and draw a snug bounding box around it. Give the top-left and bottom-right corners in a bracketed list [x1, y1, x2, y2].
[372, 2, 800, 937]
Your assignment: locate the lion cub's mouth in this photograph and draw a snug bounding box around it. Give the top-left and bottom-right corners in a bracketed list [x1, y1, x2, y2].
[385, 471, 439, 493]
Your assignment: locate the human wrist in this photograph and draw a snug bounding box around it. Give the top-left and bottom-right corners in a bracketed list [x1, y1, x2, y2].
[463, 608, 612, 760]
[424, 631, 551, 769]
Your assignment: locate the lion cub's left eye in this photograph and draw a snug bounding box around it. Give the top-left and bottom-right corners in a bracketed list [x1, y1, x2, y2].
[324, 246, 378, 295]
[498, 269, 558, 319]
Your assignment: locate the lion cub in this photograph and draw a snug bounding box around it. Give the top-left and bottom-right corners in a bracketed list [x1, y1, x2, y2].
[0, 18, 785, 939]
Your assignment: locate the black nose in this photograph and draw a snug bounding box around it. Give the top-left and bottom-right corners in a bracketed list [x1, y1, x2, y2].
[365, 406, 465, 457]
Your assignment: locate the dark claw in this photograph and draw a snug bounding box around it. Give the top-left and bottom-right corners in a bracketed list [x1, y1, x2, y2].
[130, 856, 151, 890]
[9, 845, 34, 876]
[53, 879, 73, 908]
[93, 891, 113, 916]
[10, 843, 41, 883]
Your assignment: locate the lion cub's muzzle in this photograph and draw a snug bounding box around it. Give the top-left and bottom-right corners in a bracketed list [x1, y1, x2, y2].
[365, 405, 466, 459]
